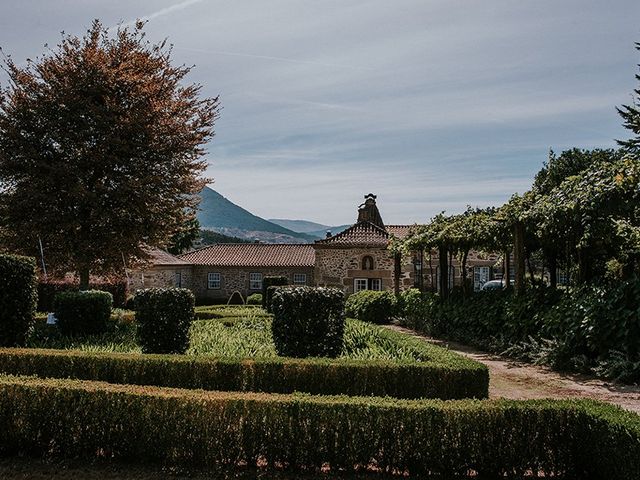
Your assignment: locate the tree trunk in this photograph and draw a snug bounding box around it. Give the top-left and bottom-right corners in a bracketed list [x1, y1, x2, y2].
[514, 222, 525, 295]
[394, 253, 401, 296]
[526, 251, 536, 284]
[428, 251, 435, 292]
[504, 251, 511, 290]
[438, 246, 449, 300]
[461, 250, 469, 297]
[79, 266, 90, 291]
[548, 254, 557, 289]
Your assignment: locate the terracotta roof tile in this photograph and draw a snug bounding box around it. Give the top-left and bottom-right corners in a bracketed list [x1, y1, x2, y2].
[148, 248, 192, 266]
[179, 244, 315, 267]
[386, 224, 423, 240]
[316, 221, 390, 246]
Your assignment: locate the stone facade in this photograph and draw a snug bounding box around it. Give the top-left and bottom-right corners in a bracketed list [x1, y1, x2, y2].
[190, 265, 314, 302]
[128, 265, 193, 291]
[314, 246, 396, 294]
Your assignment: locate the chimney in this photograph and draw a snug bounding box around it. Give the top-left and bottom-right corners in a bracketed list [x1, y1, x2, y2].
[357, 193, 384, 228]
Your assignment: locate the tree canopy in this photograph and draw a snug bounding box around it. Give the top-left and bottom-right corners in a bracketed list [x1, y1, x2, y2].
[0, 20, 220, 287]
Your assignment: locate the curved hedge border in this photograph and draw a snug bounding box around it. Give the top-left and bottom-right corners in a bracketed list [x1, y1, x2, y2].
[0, 345, 488, 400]
[0, 375, 638, 478]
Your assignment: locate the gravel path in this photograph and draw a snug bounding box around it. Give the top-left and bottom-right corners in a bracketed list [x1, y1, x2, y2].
[388, 324, 640, 413]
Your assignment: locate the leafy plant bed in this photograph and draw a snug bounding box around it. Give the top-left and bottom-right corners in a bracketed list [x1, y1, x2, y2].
[0, 375, 638, 478]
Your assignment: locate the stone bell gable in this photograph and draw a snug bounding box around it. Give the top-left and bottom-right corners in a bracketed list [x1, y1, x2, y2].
[314, 194, 403, 294]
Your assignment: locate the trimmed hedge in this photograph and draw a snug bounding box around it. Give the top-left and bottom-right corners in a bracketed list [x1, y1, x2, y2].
[345, 290, 397, 324]
[135, 288, 195, 354]
[54, 290, 113, 336]
[262, 276, 288, 311]
[0, 254, 38, 347]
[0, 346, 489, 399]
[246, 293, 262, 305]
[0, 375, 638, 478]
[271, 287, 345, 358]
[38, 279, 127, 311]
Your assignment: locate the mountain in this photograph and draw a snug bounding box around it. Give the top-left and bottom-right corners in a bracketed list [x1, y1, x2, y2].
[269, 219, 351, 238]
[196, 188, 316, 243]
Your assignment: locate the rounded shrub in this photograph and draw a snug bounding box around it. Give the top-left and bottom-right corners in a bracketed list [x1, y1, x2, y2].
[53, 290, 113, 336]
[246, 293, 262, 305]
[271, 286, 345, 358]
[0, 254, 38, 347]
[262, 276, 288, 311]
[135, 288, 195, 354]
[345, 290, 397, 324]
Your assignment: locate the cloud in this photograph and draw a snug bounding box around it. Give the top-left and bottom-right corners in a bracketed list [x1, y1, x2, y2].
[110, 0, 205, 31]
[2, 0, 639, 225]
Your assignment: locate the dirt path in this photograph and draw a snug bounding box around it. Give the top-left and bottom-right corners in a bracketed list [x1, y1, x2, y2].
[388, 325, 640, 413]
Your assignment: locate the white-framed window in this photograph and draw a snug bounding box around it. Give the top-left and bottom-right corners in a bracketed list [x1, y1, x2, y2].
[293, 273, 307, 285]
[354, 278, 368, 292]
[370, 278, 382, 291]
[207, 272, 221, 289]
[175, 272, 182, 288]
[250, 272, 263, 290]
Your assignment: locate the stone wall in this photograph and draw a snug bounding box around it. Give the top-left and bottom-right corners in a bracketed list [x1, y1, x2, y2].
[314, 246, 398, 294]
[191, 265, 315, 303]
[405, 249, 501, 291]
[128, 266, 193, 292]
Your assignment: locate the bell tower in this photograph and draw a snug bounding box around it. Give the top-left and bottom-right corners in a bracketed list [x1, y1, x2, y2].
[357, 193, 385, 229]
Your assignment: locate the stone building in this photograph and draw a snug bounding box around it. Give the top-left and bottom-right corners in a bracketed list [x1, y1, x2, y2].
[179, 243, 315, 302]
[134, 194, 500, 301]
[128, 249, 193, 290]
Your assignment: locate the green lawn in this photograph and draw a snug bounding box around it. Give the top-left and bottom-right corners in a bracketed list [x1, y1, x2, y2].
[28, 306, 434, 363]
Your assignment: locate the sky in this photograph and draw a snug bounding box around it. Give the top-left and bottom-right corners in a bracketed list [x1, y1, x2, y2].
[1, 1, 639, 225]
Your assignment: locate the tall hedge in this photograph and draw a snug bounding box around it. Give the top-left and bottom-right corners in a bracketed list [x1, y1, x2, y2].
[54, 290, 113, 336]
[262, 276, 288, 311]
[271, 286, 345, 358]
[399, 280, 640, 382]
[135, 288, 195, 354]
[0, 346, 489, 399]
[0, 254, 38, 347]
[345, 290, 397, 324]
[38, 279, 127, 311]
[0, 375, 638, 478]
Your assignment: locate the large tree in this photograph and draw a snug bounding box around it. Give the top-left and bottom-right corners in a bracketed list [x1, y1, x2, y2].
[617, 42, 640, 154]
[0, 20, 220, 288]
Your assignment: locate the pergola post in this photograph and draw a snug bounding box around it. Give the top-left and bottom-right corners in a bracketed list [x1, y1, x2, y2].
[514, 221, 525, 295]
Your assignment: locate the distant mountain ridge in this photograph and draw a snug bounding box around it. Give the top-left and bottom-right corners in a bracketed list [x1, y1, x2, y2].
[269, 219, 351, 238]
[196, 188, 317, 243]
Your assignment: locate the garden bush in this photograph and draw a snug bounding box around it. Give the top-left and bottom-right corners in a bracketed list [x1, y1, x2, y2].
[135, 288, 195, 354]
[0, 375, 638, 478]
[400, 278, 640, 382]
[246, 293, 262, 305]
[38, 279, 127, 311]
[345, 290, 397, 324]
[0, 345, 488, 399]
[262, 276, 288, 311]
[0, 254, 38, 347]
[53, 290, 112, 336]
[271, 286, 345, 358]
